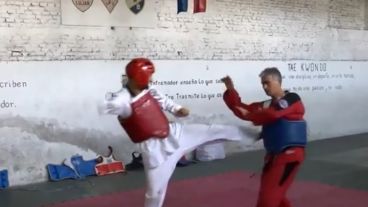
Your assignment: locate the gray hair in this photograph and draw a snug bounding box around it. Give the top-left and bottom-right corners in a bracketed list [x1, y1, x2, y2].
[259, 67, 282, 84]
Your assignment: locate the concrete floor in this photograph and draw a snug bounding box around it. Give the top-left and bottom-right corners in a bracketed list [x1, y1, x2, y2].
[1, 133, 368, 207]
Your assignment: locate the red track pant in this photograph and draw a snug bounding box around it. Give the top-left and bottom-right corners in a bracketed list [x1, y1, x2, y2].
[256, 147, 305, 207]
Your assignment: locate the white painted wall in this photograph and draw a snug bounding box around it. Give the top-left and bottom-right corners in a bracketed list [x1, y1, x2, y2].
[1, 60, 367, 186]
[0, 0, 367, 186]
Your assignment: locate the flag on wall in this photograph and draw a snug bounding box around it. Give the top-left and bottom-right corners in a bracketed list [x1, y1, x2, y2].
[193, 0, 206, 13]
[177, 0, 188, 13]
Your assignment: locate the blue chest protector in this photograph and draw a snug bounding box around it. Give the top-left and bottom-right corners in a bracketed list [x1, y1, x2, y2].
[262, 119, 307, 154]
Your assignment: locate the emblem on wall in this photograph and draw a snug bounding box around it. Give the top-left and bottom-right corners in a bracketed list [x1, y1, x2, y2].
[72, 0, 94, 12]
[126, 0, 144, 14]
[101, 0, 119, 13]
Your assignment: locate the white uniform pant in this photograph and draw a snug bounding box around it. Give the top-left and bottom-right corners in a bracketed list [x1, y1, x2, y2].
[142, 124, 250, 207]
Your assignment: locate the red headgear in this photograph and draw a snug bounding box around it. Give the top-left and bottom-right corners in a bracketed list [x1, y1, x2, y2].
[125, 58, 155, 89]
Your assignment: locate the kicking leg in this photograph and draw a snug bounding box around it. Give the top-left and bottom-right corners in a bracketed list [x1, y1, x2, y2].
[143, 148, 185, 207]
[143, 123, 255, 207]
[178, 123, 254, 153]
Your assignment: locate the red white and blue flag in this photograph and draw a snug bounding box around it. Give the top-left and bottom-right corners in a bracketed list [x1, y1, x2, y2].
[177, 0, 206, 14]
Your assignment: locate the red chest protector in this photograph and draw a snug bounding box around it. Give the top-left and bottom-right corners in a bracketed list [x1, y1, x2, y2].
[118, 91, 169, 143]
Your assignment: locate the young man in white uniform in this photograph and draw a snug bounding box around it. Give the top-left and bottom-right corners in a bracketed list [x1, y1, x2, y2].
[104, 58, 254, 207]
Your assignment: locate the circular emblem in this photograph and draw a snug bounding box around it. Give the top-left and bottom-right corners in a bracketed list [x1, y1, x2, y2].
[278, 99, 289, 109]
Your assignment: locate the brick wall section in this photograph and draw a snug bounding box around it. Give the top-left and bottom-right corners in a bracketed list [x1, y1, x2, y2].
[328, 0, 365, 30]
[0, 0, 367, 61]
[0, 0, 60, 27]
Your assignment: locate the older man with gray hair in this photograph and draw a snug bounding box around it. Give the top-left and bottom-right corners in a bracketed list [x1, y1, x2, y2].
[221, 67, 307, 207]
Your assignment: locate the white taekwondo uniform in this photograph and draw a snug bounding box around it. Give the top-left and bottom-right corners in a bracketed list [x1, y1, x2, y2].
[104, 86, 254, 207]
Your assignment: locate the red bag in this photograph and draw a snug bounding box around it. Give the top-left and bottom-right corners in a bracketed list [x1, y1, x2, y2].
[95, 146, 125, 176]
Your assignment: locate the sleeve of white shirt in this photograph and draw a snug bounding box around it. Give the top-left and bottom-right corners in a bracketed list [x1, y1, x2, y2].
[149, 87, 182, 114]
[103, 89, 132, 119]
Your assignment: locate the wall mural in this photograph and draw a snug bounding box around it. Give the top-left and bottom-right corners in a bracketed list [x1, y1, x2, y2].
[101, 0, 119, 13]
[125, 0, 145, 14]
[71, 0, 145, 14]
[72, 0, 94, 12]
[62, 0, 155, 27]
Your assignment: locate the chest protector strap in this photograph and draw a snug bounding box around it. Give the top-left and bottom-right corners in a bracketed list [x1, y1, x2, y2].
[118, 92, 169, 143]
[262, 119, 307, 154]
